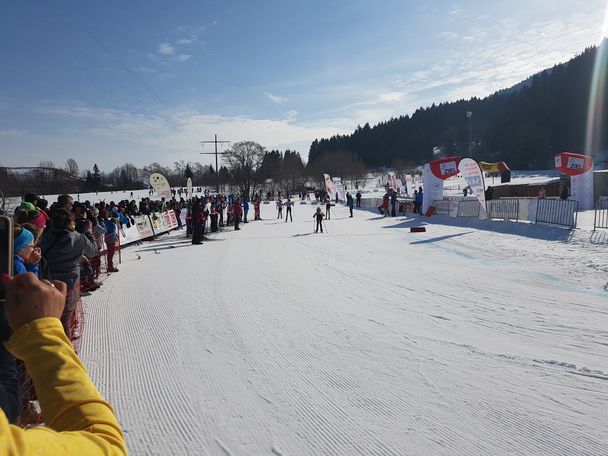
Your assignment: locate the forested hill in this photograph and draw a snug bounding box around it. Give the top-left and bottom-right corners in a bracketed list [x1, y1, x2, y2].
[308, 43, 606, 169]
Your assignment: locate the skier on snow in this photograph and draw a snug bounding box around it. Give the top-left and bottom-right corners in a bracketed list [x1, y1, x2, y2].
[313, 207, 325, 233]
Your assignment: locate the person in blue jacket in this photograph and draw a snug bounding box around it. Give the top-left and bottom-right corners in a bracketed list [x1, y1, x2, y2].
[242, 197, 250, 223]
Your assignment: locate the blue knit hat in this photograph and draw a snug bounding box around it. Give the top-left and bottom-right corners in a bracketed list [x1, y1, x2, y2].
[14, 228, 34, 254]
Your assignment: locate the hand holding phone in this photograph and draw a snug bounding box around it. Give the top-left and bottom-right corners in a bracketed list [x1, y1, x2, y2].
[1, 273, 66, 331]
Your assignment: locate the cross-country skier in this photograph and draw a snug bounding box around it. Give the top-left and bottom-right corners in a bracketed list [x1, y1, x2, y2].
[285, 198, 293, 222]
[276, 199, 283, 219]
[313, 207, 325, 233]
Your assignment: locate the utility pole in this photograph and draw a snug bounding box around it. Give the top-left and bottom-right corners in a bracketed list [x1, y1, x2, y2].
[466, 111, 473, 157]
[200, 134, 231, 194]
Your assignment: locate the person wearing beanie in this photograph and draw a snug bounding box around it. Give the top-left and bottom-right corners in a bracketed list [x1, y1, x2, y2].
[13, 226, 40, 277]
[15, 202, 36, 215]
[15, 208, 47, 232]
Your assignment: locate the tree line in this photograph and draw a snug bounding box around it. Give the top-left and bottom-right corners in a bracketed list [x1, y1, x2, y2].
[308, 43, 608, 170]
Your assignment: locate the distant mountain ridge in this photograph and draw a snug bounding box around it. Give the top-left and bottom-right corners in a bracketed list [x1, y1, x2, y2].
[308, 43, 607, 169]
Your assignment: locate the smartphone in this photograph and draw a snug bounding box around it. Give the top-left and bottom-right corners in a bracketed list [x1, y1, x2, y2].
[0, 215, 13, 301]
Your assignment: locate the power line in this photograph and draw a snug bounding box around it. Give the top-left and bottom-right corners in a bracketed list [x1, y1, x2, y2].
[201, 134, 231, 193]
[56, 3, 205, 146]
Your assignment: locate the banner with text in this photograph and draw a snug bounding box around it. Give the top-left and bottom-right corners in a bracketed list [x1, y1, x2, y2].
[459, 158, 487, 219]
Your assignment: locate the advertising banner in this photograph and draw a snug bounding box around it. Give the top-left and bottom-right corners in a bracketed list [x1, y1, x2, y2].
[324, 174, 335, 199]
[167, 210, 179, 229]
[387, 172, 397, 191]
[555, 152, 594, 210]
[422, 164, 444, 214]
[150, 173, 172, 199]
[187, 177, 193, 200]
[459, 158, 487, 219]
[333, 177, 345, 201]
[479, 161, 510, 173]
[422, 157, 462, 214]
[135, 215, 154, 238]
[120, 222, 142, 247]
[405, 174, 414, 193]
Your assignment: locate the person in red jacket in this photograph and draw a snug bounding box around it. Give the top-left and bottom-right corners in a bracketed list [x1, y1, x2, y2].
[233, 198, 243, 230]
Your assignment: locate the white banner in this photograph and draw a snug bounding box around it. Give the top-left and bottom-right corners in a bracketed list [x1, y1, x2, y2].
[150, 173, 172, 199]
[405, 174, 414, 194]
[422, 164, 444, 214]
[187, 177, 193, 200]
[571, 167, 594, 211]
[324, 174, 334, 199]
[458, 158, 487, 219]
[135, 215, 154, 238]
[333, 177, 345, 201]
[119, 221, 141, 247]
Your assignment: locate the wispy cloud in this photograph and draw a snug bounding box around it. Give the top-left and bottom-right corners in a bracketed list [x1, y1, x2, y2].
[158, 42, 175, 55]
[11, 102, 350, 169]
[176, 38, 193, 45]
[0, 128, 28, 137]
[174, 54, 191, 62]
[265, 92, 288, 104]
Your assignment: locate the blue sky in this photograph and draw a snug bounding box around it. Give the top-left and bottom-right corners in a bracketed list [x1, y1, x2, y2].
[1, 0, 607, 172]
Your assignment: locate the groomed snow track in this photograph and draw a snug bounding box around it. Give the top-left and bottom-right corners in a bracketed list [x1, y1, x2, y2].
[81, 203, 608, 455]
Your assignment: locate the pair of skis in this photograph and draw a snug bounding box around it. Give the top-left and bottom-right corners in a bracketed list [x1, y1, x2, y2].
[313, 220, 328, 234]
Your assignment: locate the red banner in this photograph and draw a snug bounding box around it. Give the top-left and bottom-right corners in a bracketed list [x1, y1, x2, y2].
[554, 152, 593, 176]
[429, 157, 461, 180]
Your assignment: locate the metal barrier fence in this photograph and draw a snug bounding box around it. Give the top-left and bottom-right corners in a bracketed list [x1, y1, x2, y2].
[487, 198, 519, 221]
[457, 200, 481, 217]
[594, 196, 608, 230]
[432, 200, 451, 215]
[535, 198, 578, 228]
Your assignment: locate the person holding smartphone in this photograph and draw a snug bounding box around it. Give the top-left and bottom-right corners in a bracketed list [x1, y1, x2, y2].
[0, 272, 126, 454]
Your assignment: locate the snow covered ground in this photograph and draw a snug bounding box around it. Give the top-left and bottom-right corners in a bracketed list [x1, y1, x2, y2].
[79, 202, 607, 455]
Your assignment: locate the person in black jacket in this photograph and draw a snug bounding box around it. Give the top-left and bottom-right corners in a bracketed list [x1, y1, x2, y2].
[39, 209, 98, 340]
[313, 207, 325, 233]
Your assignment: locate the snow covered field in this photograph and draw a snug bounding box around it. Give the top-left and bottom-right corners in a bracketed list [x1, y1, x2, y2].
[80, 203, 607, 455]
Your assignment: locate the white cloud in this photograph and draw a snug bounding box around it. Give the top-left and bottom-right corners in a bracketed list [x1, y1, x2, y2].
[10, 103, 351, 169]
[174, 54, 191, 62]
[265, 91, 288, 104]
[439, 31, 459, 40]
[177, 38, 193, 44]
[0, 128, 28, 137]
[158, 42, 175, 55]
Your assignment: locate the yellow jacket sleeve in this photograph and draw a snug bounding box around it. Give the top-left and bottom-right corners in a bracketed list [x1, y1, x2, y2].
[1, 317, 127, 455]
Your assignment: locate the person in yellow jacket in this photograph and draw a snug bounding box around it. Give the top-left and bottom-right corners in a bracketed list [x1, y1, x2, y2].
[0, 272, 127, 455]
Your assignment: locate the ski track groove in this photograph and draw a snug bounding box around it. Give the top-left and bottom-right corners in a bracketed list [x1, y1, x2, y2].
[77, 206, 608, 455]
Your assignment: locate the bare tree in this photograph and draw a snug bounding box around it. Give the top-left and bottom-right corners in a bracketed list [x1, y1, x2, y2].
[65, 158, 79, 177]
[223, 141, 265, 199]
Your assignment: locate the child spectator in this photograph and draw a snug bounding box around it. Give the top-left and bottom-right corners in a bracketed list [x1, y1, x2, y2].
[13, 226, 40, 277]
